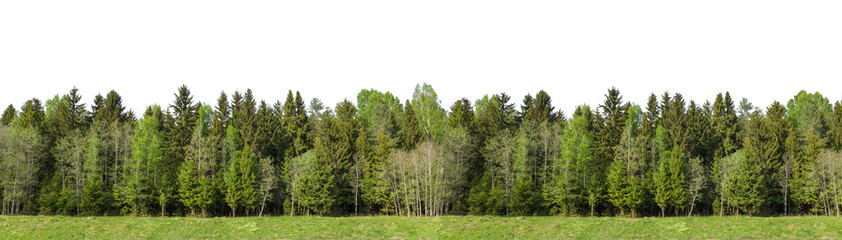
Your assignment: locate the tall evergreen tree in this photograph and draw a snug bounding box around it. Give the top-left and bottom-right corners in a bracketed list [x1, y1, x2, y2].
[399, 101, 422, 150]
[448, 98, 475, 131]
[1, 104, 15, 126]
[830, 101, 842, 151]
[283, 91, 311, 159]
[522, 90, 558, 124]
[712, 92, 740, 160]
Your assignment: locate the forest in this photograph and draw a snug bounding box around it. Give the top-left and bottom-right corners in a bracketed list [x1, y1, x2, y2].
[1, 84, 841, 218]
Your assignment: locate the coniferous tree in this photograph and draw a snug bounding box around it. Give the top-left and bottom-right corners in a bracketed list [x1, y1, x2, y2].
[283, 91, 311, 159]
[830, 101, 842, 151]
[712, 93, 740, 160]
[448, 98, 475, 131]
[18, 98, 46, 130]
[1, 104, 15, 126]
[400, 101, 422, 150]
[608, 106, 644, 217]
[165, 85, 199, 176]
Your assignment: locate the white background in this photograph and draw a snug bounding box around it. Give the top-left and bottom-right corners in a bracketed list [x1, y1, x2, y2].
[1, 1, 841, 114]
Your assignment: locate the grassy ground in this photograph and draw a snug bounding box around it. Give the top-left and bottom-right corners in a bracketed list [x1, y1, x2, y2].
[1, 215, 840, 239]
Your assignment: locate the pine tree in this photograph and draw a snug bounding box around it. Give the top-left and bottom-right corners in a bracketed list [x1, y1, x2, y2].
[92, 90, 132, 124]
[224, 150, 243, 217]
[166, 85, 199, 175]
[448, 98, 475, 131]
[177, 157, 200, 215]
[239, 152, 257, 216]
[608, 124, 644, 217]
[400, 101, 422, 150]
[522, 90, 558, 124]
[283, 91, 311, 159]
[1, 104, 15, 126]
[667, 150, 687, 216]
[362, 129, 392, 214]
[712, 92, 740, 160]
[830, 101, 842, 151]
[653, 154, 670, 217]
[642, 94, 659, 139]
[18, 98, 46, 130]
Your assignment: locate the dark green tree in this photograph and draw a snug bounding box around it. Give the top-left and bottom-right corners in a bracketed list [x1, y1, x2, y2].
[1, 104, 15, 126]
[712, 92, 740, 160]
[399, 101, 422, 150]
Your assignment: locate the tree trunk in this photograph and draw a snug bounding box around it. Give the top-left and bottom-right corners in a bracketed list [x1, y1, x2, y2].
[260, 195, 268, 217]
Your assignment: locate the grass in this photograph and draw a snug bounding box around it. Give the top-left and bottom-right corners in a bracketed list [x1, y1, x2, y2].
[1, 215, 840, 239]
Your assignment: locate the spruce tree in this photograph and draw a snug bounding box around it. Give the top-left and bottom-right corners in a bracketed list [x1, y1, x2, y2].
[283, 91, 311, 159]
[400, 101, 422, 150]
[1, 104, 15, 126]
[177, 157, 200, 215]
[448, 98, 475, 131]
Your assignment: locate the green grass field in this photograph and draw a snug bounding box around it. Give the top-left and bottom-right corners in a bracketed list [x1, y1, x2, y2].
[1, 215, 840, 239]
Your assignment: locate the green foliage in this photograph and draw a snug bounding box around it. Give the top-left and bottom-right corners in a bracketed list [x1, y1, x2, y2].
[92, 90, 133, 124]
[18, 98, 46, 130]
[8, 85, 842, 218]
[399, 100, 422, 150]
[448, 98, 475, 130]
[1, 104, 15, 126]
[356, 89, 401, 144]
[283, 91, 311, 159]
[608, 123, 644, 217]
[224, 150, 244, 216]
[667, 151, 687, 215]
[545, 106, 595, 216]
[81, 176, 107, 216]
[361, 129, 392, 214]
[787, 90, 832, 139]
[521, 90, 559, 124]
[712, 92, 739, 160]
[412, 83, 448, 141]
[830, 101, 842, 150]
[0, 126, 45, 215]
[653, 152, 670, 217]
[178, 157, 200, 215]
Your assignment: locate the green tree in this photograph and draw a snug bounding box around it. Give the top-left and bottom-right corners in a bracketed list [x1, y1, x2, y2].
[224, 150, 243, 217]
[411, 83, 448, 141]
[666, 150, 687, 216]
[686, 157, 706, 216]
[177, 155, 200, 216]
[116, 106, 164, 216]
[361, 129, 392, 214]
[356, 89, 401, 145]
[257, 156, 278, 217]
[448, 98, 475, 131]
[283, 91, 311, 159]
[712, 92, 740, 160]
[399, 101, 422, 150]
[521, 90, 559, 124]
[0, 125, 45, 215]
[545, 105, 595, 216]
[608, 116, 644, 217]
[786, 90, 832, 140]
[830, 101, 842, 150]
[91, 90, 133, 124]
[1, 104, 15, 126]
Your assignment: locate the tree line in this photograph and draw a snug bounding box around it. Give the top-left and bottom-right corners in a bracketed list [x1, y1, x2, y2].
[1, 84, 841, 217]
